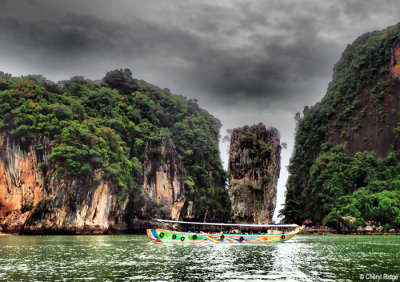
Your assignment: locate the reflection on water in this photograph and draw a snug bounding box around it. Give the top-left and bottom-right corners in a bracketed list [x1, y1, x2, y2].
[0, 235, 399, 281]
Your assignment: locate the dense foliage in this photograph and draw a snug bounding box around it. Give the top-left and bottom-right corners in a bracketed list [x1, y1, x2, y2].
[0, 69, 230, 221]
[304, 146, 400, 229]
[283, 24, 400, 226]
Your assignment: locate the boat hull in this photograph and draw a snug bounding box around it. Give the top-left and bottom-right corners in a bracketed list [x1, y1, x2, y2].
[147, 226, 303, 244]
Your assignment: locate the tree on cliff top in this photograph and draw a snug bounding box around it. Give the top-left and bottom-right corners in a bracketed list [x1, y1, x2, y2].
[103, 68, 138, 95]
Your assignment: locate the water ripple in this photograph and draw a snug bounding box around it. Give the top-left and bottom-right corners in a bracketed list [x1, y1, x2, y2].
[0, 235, 399, 281]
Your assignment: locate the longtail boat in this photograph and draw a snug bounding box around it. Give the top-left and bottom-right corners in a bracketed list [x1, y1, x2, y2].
[147, 219, 304, 244]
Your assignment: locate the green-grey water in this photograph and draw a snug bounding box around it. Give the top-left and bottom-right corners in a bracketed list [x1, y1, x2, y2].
[0, 235, 399, 281]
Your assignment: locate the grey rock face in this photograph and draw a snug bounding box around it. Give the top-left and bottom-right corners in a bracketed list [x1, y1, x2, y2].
[228, 123, 281, 224]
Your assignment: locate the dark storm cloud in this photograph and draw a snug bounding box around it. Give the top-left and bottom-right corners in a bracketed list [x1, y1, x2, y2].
[0, 0, 336, 107]
[2, 0, 399, 110]
[0, 13, 175, 61]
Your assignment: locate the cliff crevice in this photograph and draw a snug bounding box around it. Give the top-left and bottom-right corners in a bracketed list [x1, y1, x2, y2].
[131, 136, 186, 226]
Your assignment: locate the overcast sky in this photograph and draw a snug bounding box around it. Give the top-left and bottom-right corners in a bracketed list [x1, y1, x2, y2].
[1, 0, 400, 220]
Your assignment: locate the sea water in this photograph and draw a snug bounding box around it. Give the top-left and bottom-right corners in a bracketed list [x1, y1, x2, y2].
[0, 235, 399, 281]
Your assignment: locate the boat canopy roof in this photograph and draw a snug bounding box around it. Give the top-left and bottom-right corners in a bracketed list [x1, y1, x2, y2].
[153, 219, 298, 228]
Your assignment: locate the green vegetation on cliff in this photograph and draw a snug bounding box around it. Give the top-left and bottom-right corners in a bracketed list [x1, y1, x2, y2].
[302, 146, 400, 229]
[0, 69, 230, 221]
[283, 24, 400, 227]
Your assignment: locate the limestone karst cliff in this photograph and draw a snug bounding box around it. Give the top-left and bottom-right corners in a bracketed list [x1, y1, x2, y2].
[283, 24, 400, 227]
[0, 133, 45, 233]
[228, 123, 281, 224]
[0, 132, 186, 234]
[0, 69, 229, 233]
